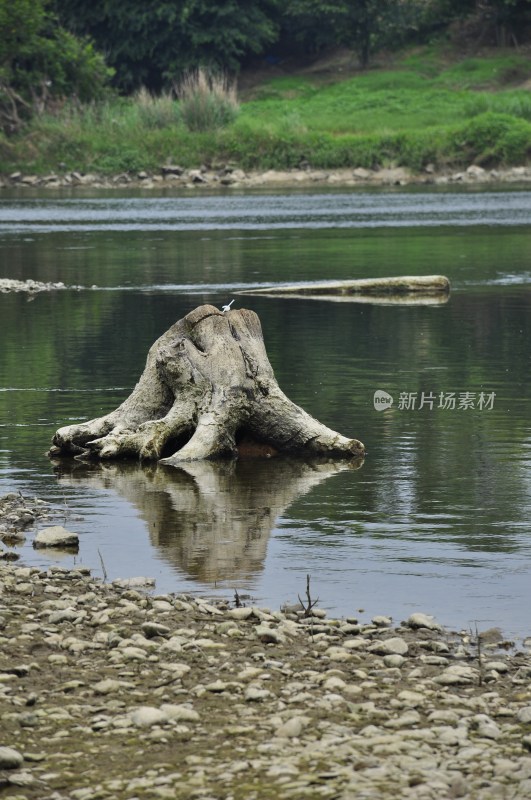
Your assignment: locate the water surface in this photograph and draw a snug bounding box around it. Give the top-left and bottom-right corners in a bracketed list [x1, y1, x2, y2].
[1, 186, 530, 637]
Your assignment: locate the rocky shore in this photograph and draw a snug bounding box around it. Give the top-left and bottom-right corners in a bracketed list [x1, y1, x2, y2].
[2, 498, 531, 799]
[2, 163, 531, 192]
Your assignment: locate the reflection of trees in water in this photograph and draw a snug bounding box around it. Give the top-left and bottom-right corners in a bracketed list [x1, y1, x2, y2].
[54, 457, 362, 584]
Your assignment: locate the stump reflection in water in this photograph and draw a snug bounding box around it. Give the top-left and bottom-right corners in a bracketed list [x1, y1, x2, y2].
[54, 457, 363, 584]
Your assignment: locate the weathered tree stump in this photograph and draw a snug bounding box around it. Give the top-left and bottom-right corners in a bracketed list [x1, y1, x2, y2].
[49, 305, 365, 465]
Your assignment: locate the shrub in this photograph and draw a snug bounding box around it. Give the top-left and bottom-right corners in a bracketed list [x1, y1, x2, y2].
[176, 68, 239, 133]
[448, 112, 531, 166]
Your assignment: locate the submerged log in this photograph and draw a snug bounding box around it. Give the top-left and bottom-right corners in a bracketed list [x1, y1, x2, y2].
[49, 304, 365, 465]
[238, 274, 450, 298]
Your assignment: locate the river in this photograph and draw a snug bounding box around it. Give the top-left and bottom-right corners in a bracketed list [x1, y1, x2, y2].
[1, 185, 530, 637]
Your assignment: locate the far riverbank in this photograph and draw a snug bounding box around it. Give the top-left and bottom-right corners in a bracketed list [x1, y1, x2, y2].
[2, 163, 531, 193]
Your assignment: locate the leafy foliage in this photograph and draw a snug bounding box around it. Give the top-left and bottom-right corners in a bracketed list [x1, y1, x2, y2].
[281, 0, 422, 68]
[0, 0, 112, 133]
[54, 0, 281, 92]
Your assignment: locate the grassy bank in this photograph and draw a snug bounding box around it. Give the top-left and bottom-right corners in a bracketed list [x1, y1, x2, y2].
[2, 47, 531, 176]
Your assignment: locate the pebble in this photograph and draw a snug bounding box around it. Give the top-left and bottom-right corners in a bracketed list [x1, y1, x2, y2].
[372, 615, 392, 627]
[406, 612, 442, 631]
[0, 746, 24, 769]
[112, 576, 156, 588]
[434, 665, 479, 685]
[228, 607, 253, 620]
[472, 714, 501, 740]
[370, 637, 409, 656]
[517, 707, 531, 724]
[130, 706, 168, 727]
[141, 621, 171, 638]
[383, 654, 406, 668]
[255, 623, 285, 644]
[93, 678, 131, 695]
[245, 686, 272, 702]
[160, 704, 200, 722]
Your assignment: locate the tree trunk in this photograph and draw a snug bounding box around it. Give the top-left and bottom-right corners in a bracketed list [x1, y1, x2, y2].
[49, 304, 365, 465]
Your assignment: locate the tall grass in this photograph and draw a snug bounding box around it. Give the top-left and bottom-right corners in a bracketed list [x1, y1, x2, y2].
[176, 68, 239, 132]
[133, 87, 181, 129]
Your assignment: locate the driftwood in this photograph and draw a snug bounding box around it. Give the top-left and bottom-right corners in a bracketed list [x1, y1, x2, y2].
[49, 304, 365, 465]
[238, 274, 450, 299]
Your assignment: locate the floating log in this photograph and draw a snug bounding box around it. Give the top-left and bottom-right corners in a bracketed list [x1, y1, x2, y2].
[237, 274, 450, 299]
[49, 305, 365, 465]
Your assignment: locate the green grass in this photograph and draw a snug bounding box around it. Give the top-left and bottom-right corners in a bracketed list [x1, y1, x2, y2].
[2, 46, 531, 176]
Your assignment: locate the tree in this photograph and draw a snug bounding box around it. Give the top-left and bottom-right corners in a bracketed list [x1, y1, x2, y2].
[54, 0, 281, 92]
[413, 0, 531, 46]
[478, 0, 531, 46]
[0, 0, 112, 133]
[281, 0, 422, 68]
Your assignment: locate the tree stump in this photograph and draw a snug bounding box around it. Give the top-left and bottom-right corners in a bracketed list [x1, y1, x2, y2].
[49, 304, 365, 465]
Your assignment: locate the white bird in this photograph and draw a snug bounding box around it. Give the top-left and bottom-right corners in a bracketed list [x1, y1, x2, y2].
[222, 299, 235, 313]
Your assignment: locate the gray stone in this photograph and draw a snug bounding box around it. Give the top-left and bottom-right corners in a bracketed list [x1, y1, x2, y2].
[245, 686, 271, 702]
[370, 637, 409, 656]
[130, 706, 168, 727]
[372, 615, 392, 627]
[472, 714, 501, 740]
[255, 624, 284, 644]
[112, 576, 155, 588]
[160, 704, 200, 722]
[228, 607, 253, 620]
[485, 660, 509, 674]
[0, 746, 23, 769]
[33, 526, 79, 549]
[434, 665, 478, 685]
[93, 678, 130, 695]
[383, 654, 406, 668]
[275, 715, 310, 738]
[141, 621, 170, 638]
[405, 613, 442, 631]
[466, 165, 486, 178]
